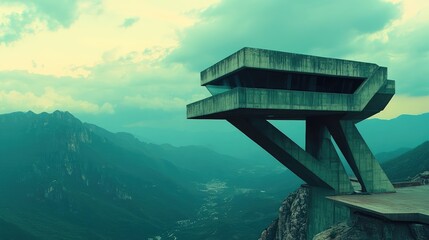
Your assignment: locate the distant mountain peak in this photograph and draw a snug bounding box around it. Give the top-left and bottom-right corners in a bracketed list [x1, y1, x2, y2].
[2, 110, 77, 119]
[382, 140, 429, 181]
[52, 110, 73, 117]
[1, 110, 82, 126]
[51, 110, 81, 123]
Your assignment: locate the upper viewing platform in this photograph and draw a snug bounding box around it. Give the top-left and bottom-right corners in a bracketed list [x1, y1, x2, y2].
[201, 48, 379, 85]
[188, 48, 395, 120]
[201, 47, 379, 94]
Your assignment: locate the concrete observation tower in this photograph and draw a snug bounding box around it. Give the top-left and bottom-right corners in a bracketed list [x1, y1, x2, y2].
[187, 48, 398, 238]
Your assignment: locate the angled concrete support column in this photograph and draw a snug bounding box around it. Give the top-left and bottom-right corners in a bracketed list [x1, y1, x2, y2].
[327, 120, 395, 193]
[228, 118, 333, 189]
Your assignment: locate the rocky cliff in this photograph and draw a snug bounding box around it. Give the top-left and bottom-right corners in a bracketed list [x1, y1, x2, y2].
[314, 171, 427, 240]
[313, 172, 428, 240]
[411, 171, 429, 185]
[313, 214, 429, 240]
[260, 171, 429, 240]
[259, 186, 309, 240]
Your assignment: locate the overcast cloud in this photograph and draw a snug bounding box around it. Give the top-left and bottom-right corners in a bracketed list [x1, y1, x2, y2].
[0, 0, 428, 149]
[167, 0, 399, 70]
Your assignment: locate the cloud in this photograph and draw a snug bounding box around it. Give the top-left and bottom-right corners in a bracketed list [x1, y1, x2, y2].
[0, 47, 208, 115]
[0, 0, 208, 78]
[87, 48, 208, 111]
[0, 88, 114, 114]
[0, 0, 97, 44]
[342, 0, 429, 96]
[120, 17, 139, 28]
[0, 0, 426, 140]
[373, 95, 429, 119]
[31, 0, 80, 29]
[166, 0, 429, 97]
[123, 95, 187, 111]
[0, 7, 33, 43]
[166, 0, 399, 71]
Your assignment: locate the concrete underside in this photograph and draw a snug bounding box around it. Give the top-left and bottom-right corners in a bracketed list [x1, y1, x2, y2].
[327, 185, 429, 224]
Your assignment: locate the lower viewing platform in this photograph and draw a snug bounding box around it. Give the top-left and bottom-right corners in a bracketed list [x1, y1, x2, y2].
[328, 184, 429, 224]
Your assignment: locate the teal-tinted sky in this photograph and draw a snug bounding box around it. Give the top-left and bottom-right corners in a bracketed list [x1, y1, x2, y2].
[1, 0, 428, 151]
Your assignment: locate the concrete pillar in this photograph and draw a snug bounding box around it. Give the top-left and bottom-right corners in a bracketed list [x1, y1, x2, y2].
[305, 119, 353, 239]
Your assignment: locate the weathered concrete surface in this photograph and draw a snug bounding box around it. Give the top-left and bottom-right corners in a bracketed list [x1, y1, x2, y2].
[201, 48, 379, 86]
[305, 120, 353, 237]
[187, 87, 353, 119]
[326, 120, 395, 193]
[187, 81, 394, 121]
[305, 119, 353, 194]
[307, 186, 350, 238]
[228, 118, 352, 191]
[190, 48, 393, 121]
[327, 185, 429, 224]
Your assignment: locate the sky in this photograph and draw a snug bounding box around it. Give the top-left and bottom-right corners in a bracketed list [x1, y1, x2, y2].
[0, 0, 429, 154]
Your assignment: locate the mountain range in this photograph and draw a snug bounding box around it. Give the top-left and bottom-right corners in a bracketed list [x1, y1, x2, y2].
[382, 141, 429, 182]
[0, 110, 428, 239]
[0, 111, 300, 240]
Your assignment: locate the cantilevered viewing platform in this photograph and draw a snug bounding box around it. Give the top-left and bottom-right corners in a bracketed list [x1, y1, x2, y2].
[186, 47, 407, 239]
[188, 47, 395, 121]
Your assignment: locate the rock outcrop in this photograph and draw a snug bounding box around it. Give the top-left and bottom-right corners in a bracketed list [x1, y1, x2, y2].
[261, 171, 429, 240]
[410, 171, 429, 185]
[313, 214, 429, 240]
[314, 173, 429, 240]
[259, 186, 309, 240]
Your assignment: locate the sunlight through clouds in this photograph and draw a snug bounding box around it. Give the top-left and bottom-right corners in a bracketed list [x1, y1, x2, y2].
[0, 0, 215, 116]
[372, 95, 429, 119]
[0, 0, 215, 78]
[0, 88, 114, 114]
[123, 95, 187, 111]
[0, 0, 427, 126]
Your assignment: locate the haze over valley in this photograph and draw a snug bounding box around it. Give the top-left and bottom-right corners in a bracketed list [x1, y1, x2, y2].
[0, 110, 428, 239]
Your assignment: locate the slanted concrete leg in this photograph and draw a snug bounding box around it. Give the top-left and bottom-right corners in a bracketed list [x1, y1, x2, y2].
[327, 120, 395, 193]
[228, 118, 333, 188]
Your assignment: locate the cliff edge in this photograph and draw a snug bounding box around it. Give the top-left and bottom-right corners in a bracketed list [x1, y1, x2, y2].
[260, 172, 429, 240]
[259, 187, 309, 240]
